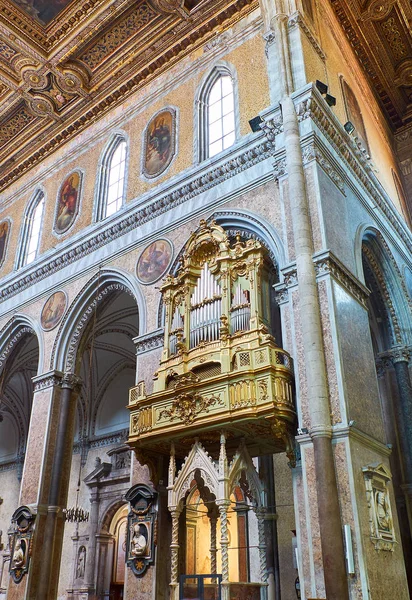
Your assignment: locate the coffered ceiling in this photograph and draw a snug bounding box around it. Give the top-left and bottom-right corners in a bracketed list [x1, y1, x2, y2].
[0, 0, 258, 191]
[329, 0, 412, 130]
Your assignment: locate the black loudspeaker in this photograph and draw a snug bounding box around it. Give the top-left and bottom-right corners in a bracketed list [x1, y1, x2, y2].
[249, 115, 263, 132]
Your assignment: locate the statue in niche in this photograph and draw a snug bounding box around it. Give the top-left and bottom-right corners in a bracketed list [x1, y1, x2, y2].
[76, 545, 86, 579]
[131, 523, 148, 557]
[12, 539, 25, 569]
[376, 491, 392, 532]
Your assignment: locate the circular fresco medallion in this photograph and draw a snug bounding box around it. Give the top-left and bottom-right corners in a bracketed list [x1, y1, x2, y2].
[41, 291, 67, 331]
[136, 238, 173, 285]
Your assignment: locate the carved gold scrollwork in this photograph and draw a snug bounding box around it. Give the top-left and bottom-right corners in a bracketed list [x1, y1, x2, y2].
[270, 418, 296, 467]
[159, 392, 222, 424]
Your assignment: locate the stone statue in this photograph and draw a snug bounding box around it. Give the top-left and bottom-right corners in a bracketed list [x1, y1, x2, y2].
[131, 524, 147, 557]
[12, 539, 25, 568]
[76, 546, 86, 579]
[376, 491, 391, 532]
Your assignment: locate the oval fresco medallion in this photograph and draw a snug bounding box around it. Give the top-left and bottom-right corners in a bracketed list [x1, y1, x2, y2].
[136, 239, 173, 285]
[41, 291, 67, 331]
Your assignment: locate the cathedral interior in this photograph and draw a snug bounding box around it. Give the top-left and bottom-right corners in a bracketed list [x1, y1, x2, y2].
[0, 0, 411, 599]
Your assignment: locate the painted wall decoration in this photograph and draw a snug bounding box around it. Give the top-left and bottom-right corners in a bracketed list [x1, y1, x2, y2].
[142, 108, 176, 178]
[136, 238, 173, 285]
[54, 171, 82, 234]
[11, 0, 72, 25]
[41, 291, 67, 331]
[0, 220, 10, 268]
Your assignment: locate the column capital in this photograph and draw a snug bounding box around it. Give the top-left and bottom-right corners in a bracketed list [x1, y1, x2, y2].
[380, 346, 411, 366]
[61, 372, 82, 391]
[32, 370, 63, 392]
[132, 328, 164, 355]
[310, 425, 333, 440]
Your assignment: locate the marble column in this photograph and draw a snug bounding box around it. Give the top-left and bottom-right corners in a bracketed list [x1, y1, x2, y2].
[5, 371, 62, 600]
[29, 372, 81, 600]
[388, 347, 412, 524]
[169, 508, 181, 600]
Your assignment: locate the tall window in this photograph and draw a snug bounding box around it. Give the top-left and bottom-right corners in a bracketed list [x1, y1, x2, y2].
[17, 191, 45, 268]
[95, 135, 127, 221]
[197, 66, 237, 162]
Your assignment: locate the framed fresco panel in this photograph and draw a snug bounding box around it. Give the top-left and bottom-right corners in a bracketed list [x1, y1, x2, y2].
[341, 78, 369, 153]
[142, 108, 177, 179]
[41, 291, 67, 331]
[0, 219, 11, 269]
[54, 170, 82, 235]
[136, 239, 173, 285]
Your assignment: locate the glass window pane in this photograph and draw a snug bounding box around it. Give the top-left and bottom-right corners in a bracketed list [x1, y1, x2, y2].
[208, 101, 222, 124]
[209, 120, 222, 144]
[108, 164, 121, 185]
[223, 131, 235, 149]
[106, 201, 117, 217]
[209, 139, 222, 157]
[222, 112, 235, 136]
[222, 93, 234, 116]
[221, 75, 232, 96]
[208, 79, 222, 104]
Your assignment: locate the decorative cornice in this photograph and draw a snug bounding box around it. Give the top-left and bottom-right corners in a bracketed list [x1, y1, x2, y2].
[0, 138, 272, 305]
[133, 328, 164, 354]
[290, 85, 412, 255]
[281, 266, 298, 288]
[301, 142, 346, 195]
[288, 11, 326, 61]
[273, 282, 288, 305]
[32, 370, 63, 392]
[313, 250, 370, 308]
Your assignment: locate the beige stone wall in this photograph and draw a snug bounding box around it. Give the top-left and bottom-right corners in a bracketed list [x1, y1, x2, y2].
[310, 2, 403, 217]
[0, 17, 269, 282]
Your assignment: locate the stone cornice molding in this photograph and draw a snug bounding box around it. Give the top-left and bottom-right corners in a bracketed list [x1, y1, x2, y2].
[133, 328, 164, 354]
[287, 11, 326, 61]
[313, 250, 370, 308]
[0, 137, 272, 306]
[32, 370, 63, 392]
[261, 85, 412, 255]
[292, 86, 412, 254]
[297, 424, 391, 457]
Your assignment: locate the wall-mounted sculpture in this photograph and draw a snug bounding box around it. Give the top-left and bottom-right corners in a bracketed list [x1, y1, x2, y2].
[125, 484, 157, 576]
[8, 506, 36, 584]
[363, 462, 397, 551]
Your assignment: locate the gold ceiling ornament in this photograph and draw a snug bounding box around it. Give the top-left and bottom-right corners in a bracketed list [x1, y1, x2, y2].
[128, 220, 296, 460]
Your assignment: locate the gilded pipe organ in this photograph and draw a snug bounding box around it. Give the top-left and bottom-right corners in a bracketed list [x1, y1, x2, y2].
[127, 220, 296, 600]
[128, 220, 296, 459]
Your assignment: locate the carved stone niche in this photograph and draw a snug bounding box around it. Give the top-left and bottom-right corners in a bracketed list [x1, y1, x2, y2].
[125, 484, 157, 577]
[362, 463, 397, 552]
[8, 506, 36, 583]
[107, 444, 131, 471]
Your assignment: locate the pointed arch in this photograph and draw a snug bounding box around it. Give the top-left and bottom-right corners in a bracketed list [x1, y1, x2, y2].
[0, 314, 43, 376]
[51, 268, 146, 373]
[94, 131, 129, 222]
[195, 61, 240, 163]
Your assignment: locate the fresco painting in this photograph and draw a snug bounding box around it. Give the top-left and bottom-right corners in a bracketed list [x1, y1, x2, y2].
[136, 239, 173, 284]
[143, 109, 176, 178]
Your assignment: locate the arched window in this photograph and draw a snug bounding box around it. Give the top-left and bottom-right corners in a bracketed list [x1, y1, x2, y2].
[197, 66, 238, 162]
[16, 191, 45, 268]
[94, 135, 127, 221]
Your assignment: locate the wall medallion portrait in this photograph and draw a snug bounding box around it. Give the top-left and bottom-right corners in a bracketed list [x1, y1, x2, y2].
[142, 108, 176, 179]
[136, 238, 173, 285]
[125, 484, 157, 576]
[0, 220, 10, 268]
[54, 171, 82, 234]
[41, 291, 67, 331]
